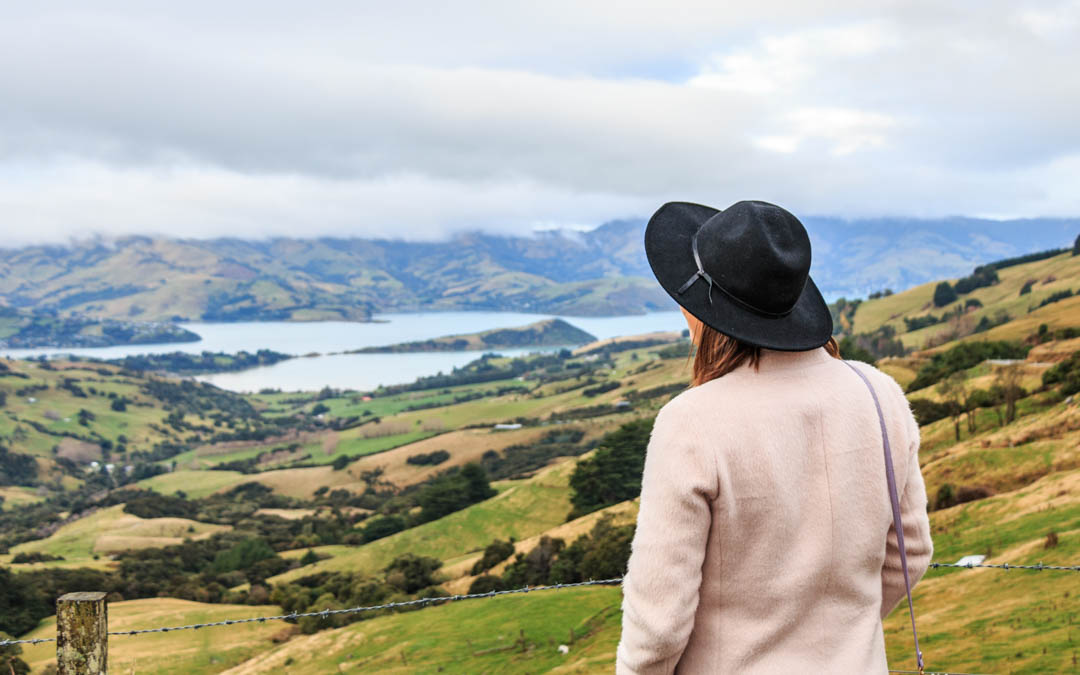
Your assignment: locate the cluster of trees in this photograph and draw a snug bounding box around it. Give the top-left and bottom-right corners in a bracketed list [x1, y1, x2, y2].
[907, 341, 1030, 392]
[974, 310, 1011, 334]
[1042, 350, 1080, 396]
[953, 266, 1000, 295]
[931, 365, 1026, 439]
[108, 350, 294, 375]
[468, 515, 633, 594]
[478, 428, 587, 480]
[352, 463, 496, 544]
[568, 419, 653, 520]
[270, 553, 447, 634]
[376, 352, 565, 396]
[1031, 289, 1074, 312]
[405, 450, 450, 466]
[0, 445, 38, 487]
[932, 267, 1000, 309]
[838, 326, 907, 363]
[583, 381, 620, 397]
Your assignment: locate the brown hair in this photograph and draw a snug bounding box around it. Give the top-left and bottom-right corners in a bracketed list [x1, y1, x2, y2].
[688, 319, 841, 387]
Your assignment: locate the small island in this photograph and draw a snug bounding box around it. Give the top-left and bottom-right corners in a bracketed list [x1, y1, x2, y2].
[0, 307, 201, 349]
[351, 318, 597, 353]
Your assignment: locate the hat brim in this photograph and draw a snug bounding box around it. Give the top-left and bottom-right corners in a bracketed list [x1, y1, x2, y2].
[644, 201, 834, 351]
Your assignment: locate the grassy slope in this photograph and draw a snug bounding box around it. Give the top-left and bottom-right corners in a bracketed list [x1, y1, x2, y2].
[851, 251, 1080, 349]
[267, 459, 579, 585]
[18, 598, 286, 674]
[8, 333, 1080, 672]
[222, 586, 623, 675]
[0, 485, 44, 510]
[2, 504, 228, 567]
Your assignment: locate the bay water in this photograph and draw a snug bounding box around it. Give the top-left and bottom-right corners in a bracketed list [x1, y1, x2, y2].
[1, 311, 683, 392]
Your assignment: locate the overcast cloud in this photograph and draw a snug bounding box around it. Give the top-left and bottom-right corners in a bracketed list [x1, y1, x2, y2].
[1, 1, 1078, 244]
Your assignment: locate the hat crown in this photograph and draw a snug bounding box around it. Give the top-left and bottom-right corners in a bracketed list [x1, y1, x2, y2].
[695, 201, 811, 316]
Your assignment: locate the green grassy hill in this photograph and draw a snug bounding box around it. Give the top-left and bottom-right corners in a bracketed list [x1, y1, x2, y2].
[5, 272, 1080, 674]
[851, 250, 1080, 350]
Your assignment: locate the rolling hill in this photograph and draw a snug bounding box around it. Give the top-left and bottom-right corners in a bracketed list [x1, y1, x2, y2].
[4, 245, 1080, 673]
[1, 215, 1078, 326]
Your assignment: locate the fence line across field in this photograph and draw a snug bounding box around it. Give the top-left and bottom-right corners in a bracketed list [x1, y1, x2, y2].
[4, 561, 1076, 672]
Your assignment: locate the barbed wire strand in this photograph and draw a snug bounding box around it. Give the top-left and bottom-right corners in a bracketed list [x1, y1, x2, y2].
[1, 560, 1076, 650]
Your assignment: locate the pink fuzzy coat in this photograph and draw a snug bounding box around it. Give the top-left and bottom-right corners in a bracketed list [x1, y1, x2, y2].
[616, 347, 933, 674]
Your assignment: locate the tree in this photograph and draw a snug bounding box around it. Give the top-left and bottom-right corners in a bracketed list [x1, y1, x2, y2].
[0, 568, 49, 636]
[933, 282, 958, 308]
[936, 372, 967, 441]
[994, 364, 1024, 424]
[1074, 233, 1080, 256]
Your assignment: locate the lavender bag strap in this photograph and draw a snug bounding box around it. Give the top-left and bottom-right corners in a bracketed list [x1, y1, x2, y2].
[843, 361, 924, 674]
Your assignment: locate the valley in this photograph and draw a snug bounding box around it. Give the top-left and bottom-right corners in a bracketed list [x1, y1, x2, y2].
[2, 248, 1080, 673]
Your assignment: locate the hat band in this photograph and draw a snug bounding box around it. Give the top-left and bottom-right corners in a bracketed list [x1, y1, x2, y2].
[675, 232, 797, 319]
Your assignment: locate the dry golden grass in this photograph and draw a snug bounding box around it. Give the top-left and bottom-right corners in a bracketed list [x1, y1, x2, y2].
[9, 504, 229, 563]
[19, 598, 285, 674]
[1026, 335, 1080, 362]
[253, 508, 317, 520]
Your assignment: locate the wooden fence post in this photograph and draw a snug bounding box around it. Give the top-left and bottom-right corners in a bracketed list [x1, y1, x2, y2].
[57, 592, 107, 674]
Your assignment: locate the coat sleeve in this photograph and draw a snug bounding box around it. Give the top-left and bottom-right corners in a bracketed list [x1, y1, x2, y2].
[616, 401, 718, 675]
[880, 407, 933, 620]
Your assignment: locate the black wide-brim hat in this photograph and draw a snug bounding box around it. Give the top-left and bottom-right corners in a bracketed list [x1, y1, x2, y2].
[645, 200, 833, 351]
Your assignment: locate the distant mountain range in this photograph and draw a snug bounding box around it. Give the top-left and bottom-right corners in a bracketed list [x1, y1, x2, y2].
[0, 215, 1077, 322]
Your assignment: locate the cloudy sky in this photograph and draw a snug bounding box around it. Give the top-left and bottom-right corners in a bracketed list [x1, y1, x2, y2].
[1, 1, 1078, 244]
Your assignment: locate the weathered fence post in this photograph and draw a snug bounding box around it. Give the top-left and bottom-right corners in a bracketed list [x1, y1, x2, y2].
[56, 592, 107, 674]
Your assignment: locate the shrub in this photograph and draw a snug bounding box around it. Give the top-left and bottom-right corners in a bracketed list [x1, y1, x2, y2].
[468, 574, 507, 595]
[583, 381, 620, 397]
[932, 483, 991, 510]
[907, 341, 1029, 391]
[1034, 289, 1073, 310]
[360, 515, 407, 543]
[470, 538, 516, 575]
[384, 554, 442, 594]
[904, 314, 941, 332]
[1020, 280, 1035, 296]
[405, 450, 451, 466]
[11, 552, 64, 564]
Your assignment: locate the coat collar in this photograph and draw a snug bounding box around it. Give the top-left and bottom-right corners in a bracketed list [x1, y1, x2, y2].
[752, 346, 836, 373]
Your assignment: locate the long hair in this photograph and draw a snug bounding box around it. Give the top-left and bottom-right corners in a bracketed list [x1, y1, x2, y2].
[689, 320, 841, 387]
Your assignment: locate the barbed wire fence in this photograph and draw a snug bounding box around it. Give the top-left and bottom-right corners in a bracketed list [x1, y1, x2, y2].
[2, 561, 1077, 673]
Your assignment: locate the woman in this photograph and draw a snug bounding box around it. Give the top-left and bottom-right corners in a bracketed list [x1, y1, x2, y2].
[616, 201, 932, 674]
